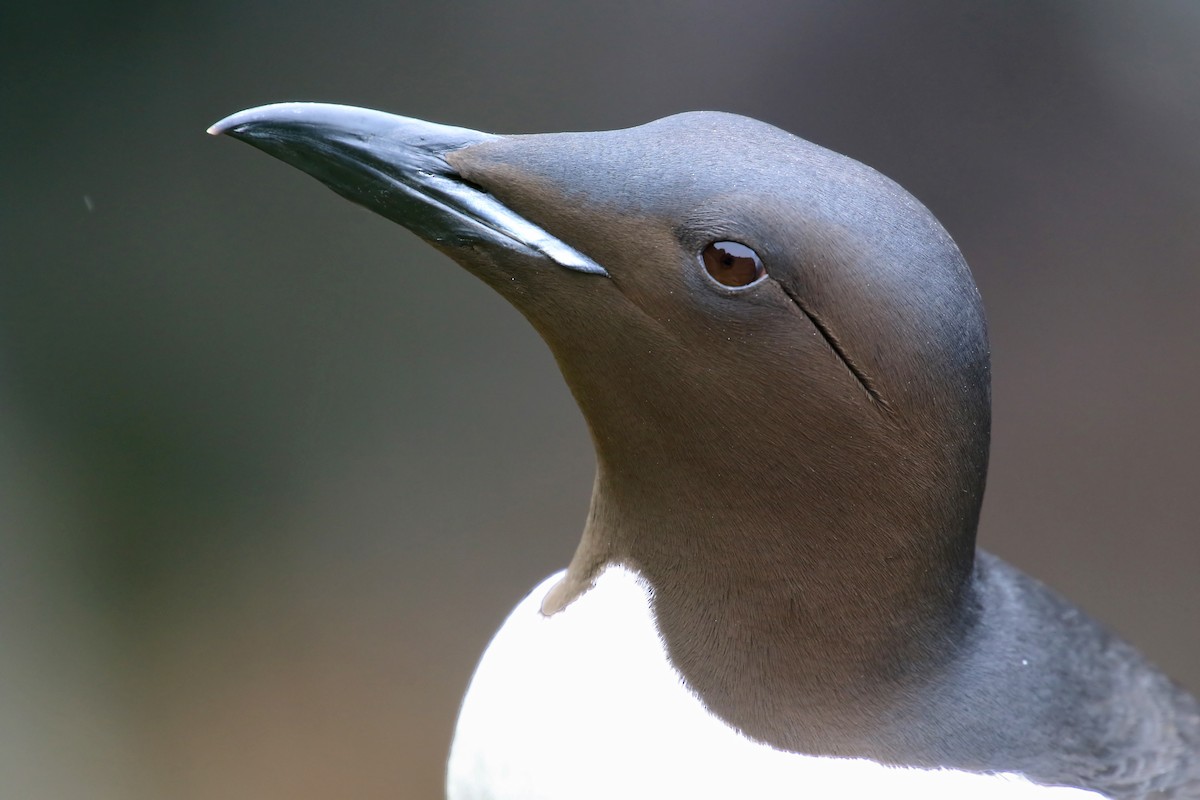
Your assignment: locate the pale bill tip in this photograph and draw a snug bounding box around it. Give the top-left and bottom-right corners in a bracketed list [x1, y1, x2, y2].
[206, 102, 326, 137]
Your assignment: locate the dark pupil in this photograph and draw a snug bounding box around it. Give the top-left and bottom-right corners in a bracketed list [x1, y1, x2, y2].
[702, 241, 764, 287]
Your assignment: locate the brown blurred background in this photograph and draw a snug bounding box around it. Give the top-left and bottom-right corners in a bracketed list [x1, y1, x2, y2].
[1, 2, 1197, 798]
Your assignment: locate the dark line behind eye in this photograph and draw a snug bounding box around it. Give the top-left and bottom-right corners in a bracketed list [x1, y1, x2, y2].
[777, 281, 889, 411]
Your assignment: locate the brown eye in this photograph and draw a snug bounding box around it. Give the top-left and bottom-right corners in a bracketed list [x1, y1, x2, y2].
[700, 241, 766, 288]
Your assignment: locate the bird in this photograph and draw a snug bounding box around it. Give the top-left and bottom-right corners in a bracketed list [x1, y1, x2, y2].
[208, 103, 1199, 799]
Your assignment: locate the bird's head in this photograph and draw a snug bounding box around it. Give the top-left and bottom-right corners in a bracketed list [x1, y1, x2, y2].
[210, 104, 990, 566]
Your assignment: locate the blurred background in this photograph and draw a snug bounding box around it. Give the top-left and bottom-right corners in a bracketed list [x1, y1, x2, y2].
[2, 1, 1198, 797]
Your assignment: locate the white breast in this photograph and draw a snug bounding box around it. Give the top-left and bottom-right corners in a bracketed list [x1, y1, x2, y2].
[446, 566, 1104, 800]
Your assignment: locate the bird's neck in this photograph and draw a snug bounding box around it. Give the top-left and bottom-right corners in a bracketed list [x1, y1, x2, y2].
[543, 457, 981, 754]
